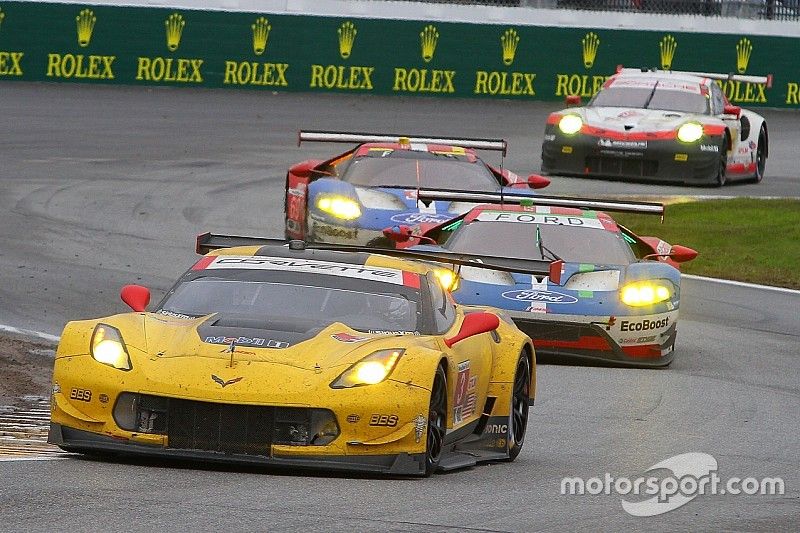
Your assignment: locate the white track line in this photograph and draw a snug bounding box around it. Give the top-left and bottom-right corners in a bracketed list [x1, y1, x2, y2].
[682, 274, 800, 295]
[0, 456, 70, 462]
[0, 325, 60, 343]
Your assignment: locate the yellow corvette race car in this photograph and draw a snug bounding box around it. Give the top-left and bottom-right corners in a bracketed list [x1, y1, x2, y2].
[49, 236, 536, 476]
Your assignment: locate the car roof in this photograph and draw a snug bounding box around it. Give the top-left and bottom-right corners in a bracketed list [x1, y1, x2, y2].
[462, 204, 620, 232]
[353, 142, 479, 161]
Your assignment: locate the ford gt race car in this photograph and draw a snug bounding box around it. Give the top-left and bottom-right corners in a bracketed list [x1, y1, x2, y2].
[384, 191, 698, 367]
[49, 235, 536, 476]
[285, 131, 549, 245]
[541, 68, 769, 186]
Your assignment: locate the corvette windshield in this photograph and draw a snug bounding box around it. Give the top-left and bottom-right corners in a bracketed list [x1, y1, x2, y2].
[444, 221, 635, 265]
[591, 86, 709, 114]
[159, 279, 419, 332]
[342, 150, 501, 191]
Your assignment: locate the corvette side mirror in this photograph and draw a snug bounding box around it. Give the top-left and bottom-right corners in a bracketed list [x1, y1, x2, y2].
[121, 284, 151, 312]
[527, 174, 551, 189]
[444, 312, 500, 348]
[565, 95, 582, 106]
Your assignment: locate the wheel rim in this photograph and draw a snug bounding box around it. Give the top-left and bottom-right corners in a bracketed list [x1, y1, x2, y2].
[427, 371, 446, 465]
[756, 136, 766, 179]
[509, 356, 530, 446]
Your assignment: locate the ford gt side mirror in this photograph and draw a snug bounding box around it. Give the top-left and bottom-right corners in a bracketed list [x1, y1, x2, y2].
[382, 225, 413, 243]
[444, 312, 500, 348]
[668, 245, 698, 263]
[527, 174, 551, 189]
[723, 104, 741, 118]
[121, 284, 151, 312]
[565, 95, 582, 106]
[288, 160, 319, 179]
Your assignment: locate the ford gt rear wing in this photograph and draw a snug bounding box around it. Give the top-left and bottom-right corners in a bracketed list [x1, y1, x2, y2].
[298, 130, 508, 155]
[196, 232, 556, 278]
[618, 67, 772, 87]
[415, 190, 665, 218]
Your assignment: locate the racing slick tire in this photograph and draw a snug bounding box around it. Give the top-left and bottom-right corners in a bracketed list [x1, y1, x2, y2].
[505, 351, 531, 462]
[713, 133, 729, 187]
[751, 126, 767, 184]
[424, 364, 447, 476]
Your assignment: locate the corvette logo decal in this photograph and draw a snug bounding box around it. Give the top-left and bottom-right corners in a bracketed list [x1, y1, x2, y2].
[501, 289, 579, 304]
[211, 375, 244, 388]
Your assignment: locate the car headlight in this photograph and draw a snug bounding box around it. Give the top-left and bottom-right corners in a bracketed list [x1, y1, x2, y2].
[558, 115, 583, 135]
[91, 324, 132, 371]
[316, 195, 362, 220]
[677, 122, 704, 143]
[433, 268, 460, 292]
[620, 281, 672, 307]
[330, 349, 404, 388]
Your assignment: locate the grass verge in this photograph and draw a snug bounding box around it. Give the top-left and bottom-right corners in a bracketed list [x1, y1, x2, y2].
[613, 198, 800, 290]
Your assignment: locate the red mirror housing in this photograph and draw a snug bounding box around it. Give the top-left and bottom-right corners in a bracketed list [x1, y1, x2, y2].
[669, 244, 698, 263]
[527, 174, 551, 189]
[565, 95, 582, 106]
[549, 260, 564, 285]
[723, 104, 741, 118]
[382, 225, 413, 243]
[288, 160, 319, 179]
[121, 284, 150, 312]
[444, 312, 500, 348]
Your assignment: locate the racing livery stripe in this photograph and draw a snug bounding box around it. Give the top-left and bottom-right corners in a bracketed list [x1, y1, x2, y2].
[534, 336, 613, 351]
[191, 255, 216, 270]
[620, 344, 664, 358]
[201, 256, 406, 284]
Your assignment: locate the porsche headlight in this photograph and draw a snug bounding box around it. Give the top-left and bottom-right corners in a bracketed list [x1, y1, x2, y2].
[331, 349, 404, 388]
[433, 269, 460, 292]
[316, 195, 362, 220]
[558, 115, 583, 135]
[677, 122, 703, 143]
[620, 281, 672, 307]
[91, 324, 132, 371]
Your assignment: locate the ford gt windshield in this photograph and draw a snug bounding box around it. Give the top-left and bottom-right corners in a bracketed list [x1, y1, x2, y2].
[342, 150, 501, 192]
[159, 278, 420, 332]
[590, 86, 709, 114]
[444, 221, 636, 265]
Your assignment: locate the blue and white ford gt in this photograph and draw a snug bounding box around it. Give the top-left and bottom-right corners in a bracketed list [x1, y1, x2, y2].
[385, 192, 698, 367]
[284, 131, 549, 246]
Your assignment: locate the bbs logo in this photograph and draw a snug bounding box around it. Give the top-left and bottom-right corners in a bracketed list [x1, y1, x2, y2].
[70, 388, 92, 402]
[369, 414, 398, 427]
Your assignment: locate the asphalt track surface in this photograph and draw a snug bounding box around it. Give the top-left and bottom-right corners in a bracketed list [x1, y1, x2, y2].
[1, 83, 798, 531]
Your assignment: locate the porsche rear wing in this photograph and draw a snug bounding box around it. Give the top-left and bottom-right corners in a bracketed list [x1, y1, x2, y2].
[298, 130, 507, 155]
[195, 232, 555, 278]
[617, 67, 772, 87]
[415, 190, 664, 217]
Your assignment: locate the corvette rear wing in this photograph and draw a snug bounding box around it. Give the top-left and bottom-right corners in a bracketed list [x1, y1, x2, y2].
[298, 130, 507, 154]
[415, 190, 664, 218]
[195, 232, 555, 278]
[617, 67, 772, 87]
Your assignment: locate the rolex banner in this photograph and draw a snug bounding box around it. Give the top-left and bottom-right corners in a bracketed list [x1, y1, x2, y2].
[0, 1, 798, 106]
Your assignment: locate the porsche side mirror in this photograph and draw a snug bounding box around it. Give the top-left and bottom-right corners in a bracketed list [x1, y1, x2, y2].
[444, 312, 500, 348]
[382, 224, 413, 243]
[669, 245, 698, 263]
[723, 104, 741, 118]
[527, 174, 551, 189]
[565, 95, 582, 106]
[121, 284, 151, 312]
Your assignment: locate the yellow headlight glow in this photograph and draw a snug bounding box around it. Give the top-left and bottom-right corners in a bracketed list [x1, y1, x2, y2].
[677, 122, 703, 143]
[433, 269, 460, 292]
[317, 195, 362, 220]
[331, 349, 404, 388]
[558, 115, 583, 135]
[90, 324, 131, 370]
[620, 281, 672, 306]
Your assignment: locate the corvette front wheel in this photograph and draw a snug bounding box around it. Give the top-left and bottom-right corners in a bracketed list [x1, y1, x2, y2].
[505, 352, 531, 462]
[424, 365, 447, 476]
